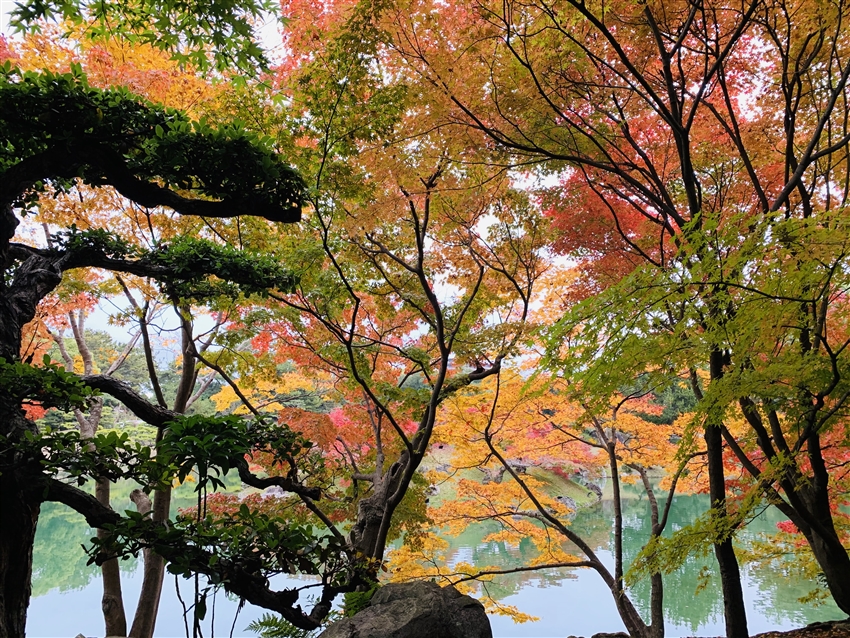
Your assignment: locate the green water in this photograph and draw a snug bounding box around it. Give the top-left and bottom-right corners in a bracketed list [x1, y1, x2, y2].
[26, 484, 848, 637]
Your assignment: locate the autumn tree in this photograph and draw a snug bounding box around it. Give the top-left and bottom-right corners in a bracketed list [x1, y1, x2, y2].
[303, 0, 850, 636]
[388, 369, 703, 638]
[196, 0, 552, 599]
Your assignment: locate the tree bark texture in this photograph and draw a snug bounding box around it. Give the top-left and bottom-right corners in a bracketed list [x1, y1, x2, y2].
[0, 471, 39, 638]
[129, 487, 172, 638]
[96, 478, 127, 637]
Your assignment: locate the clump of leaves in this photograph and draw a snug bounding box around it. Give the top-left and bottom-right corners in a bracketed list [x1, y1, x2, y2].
[246, 613, 322, 638]
[9, 0, 276, 74]
[0, 64, 304, 216]
[53, 225, 142, 260]
[342, 581, 379, 617]
[0, 355, 98, 411]
[145, 236, 297, 300]
[158, 414, 253, 492]
[0, 427, 167, 489]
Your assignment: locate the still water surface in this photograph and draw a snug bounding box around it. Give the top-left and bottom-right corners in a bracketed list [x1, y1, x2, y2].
[26, 487, 847, 637]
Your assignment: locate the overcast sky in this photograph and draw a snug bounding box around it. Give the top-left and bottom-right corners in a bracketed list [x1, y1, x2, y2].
[1, 1, 13, 34]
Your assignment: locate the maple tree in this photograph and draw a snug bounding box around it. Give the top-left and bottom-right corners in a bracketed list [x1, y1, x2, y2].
[386, 369, 704, 638]
[292, 0, 850, 635]
[0, 17, 548, 632]
[200, 3, 552, 587]
[5, 0, 850, 635]
[8, 0, 277, 73]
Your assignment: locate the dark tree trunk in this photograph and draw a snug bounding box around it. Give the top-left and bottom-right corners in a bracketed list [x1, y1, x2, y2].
[786, 433, 850, 615]
[0, 471, 39, 638]
[649, 572, 664, 638]
[806, 529, 850, 615]
[704, 423, 748, 638]
[770, 486, 850, 615]
[610, 586, 651, 638]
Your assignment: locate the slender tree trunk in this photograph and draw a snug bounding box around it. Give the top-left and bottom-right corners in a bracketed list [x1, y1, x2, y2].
[96, 477, 127, 637]
[0, 471, 39, 638]
[129, 488, 171, 638]
[609, 585, 651, 638]
[637, 468, 665, 638]
[608, 441, 624, 587]
[704, 422, 748, 638]
[649, 573, 664, 638]
[129, 308, 191, 638]
[605, 440, 650, 638]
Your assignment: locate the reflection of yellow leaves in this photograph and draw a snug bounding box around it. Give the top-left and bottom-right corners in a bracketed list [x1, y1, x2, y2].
[481, 600, 539, 623]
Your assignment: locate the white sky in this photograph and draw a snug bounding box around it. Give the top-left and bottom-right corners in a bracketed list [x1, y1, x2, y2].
[1, 1, 14, 34]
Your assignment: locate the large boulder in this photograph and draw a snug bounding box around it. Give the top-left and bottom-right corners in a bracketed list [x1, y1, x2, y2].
[318, 581, 492, 638]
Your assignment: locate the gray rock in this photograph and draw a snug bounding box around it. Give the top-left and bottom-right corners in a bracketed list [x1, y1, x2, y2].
[556, 495, 576, 510]
[318, 581, 492, 638]
[591, 633, 629, 638]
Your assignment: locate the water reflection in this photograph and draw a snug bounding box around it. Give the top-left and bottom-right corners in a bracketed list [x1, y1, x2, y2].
[28, 485, 847, 637]
[425, 490, 845, 636]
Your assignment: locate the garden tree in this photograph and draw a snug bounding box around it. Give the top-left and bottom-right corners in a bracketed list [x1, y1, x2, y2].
[309, 0, 850, 634]
[35, 180, 235, 638]
[196, 3, 551, 596]
[0, 67, 356, 637]
[389, 369, 703, 638]
[44, 294, 226, 638]
[0, 33, 300, 634]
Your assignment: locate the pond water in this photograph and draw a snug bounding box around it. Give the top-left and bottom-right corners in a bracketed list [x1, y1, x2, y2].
[26, 486, 847, 637]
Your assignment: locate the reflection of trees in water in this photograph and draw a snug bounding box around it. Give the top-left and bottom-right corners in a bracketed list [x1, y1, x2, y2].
[616, 494, 722, 631]
[578, 491, 844, 631]
[742, 538, 844, 626]
[33, 481, 847, 628]
[32, 502, 108, 597]
[431, 519, 592, 600]
[31, 481, 215, 597]
[420, 491, 843, 627]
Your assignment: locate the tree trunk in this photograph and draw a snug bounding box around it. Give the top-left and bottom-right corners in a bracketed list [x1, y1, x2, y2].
[649, 572, 664, 638]
[0, 471, 39, 638]
[770, 487, 850, 615]
[96, 477, 127, 637]
[806, 528, 850, 615]
[705, 423, 748, 638]
[129, 487, 171, 638]
[610, 586, 651, 638]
